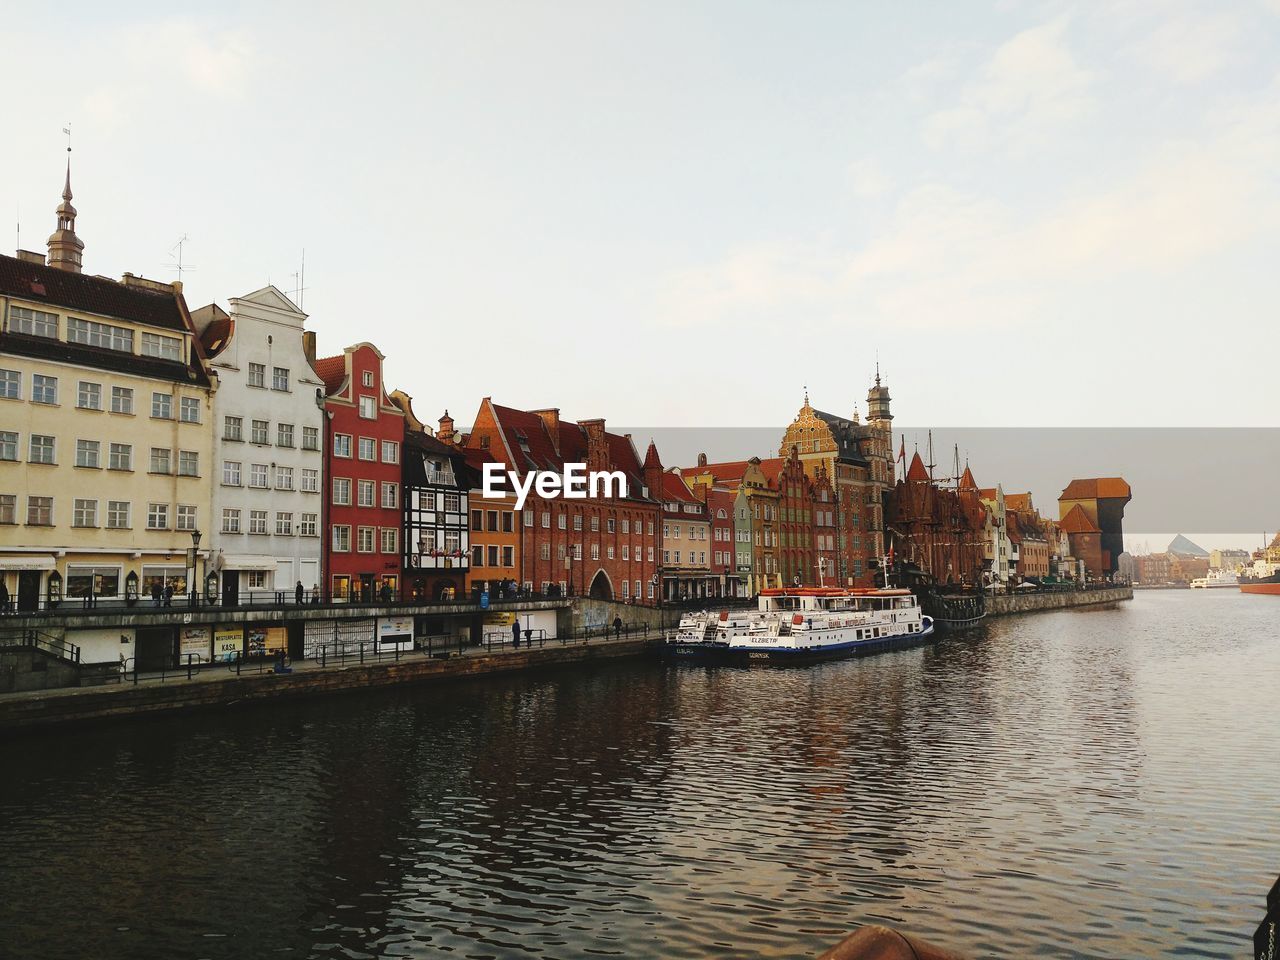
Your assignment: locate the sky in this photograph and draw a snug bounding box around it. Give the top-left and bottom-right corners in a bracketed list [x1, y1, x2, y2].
[3, 1, 1278, 545]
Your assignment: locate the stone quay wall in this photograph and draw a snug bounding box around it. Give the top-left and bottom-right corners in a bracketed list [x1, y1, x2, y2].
[988, 586, 1132, 617]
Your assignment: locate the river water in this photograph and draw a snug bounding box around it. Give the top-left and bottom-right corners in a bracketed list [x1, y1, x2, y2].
[1, 590, 1276, 959]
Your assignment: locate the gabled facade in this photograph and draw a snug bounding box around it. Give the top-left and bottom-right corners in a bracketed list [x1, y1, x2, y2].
[464, 399, 660, 603]
[0, 167, 215, 612]
[194, 286, 325, 603]
[317, 343, 405, 601]
[686, 457, 779, 594]
[698, 484, 742, 597]
[392, 396, 472, 602]
[1058, 478, 1131, 578]
[658, 467, 713, 601]
[887, 455, 988, 588]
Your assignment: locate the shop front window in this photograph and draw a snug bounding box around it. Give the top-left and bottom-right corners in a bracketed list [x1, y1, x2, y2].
[141, 566, 187, 598]
[66, 565, 122, 598]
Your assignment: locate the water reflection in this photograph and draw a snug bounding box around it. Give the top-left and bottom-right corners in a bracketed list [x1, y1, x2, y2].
[0, 591, 1276, 959]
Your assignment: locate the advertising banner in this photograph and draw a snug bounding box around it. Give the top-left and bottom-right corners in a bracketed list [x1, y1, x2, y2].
[179, 626, 211, 662]
[213, 627, 242, 663]
[377, 616, 413, 650]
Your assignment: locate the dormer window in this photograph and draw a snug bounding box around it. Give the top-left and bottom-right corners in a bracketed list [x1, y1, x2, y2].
[8, 306, 58, 338]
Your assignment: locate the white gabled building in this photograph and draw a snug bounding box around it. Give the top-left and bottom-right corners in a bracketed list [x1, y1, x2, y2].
[192, 287, 324, 603]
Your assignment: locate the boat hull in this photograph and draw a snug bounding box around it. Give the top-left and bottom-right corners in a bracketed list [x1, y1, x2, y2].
[670, 624, 937, 666]
[1240, 583, 1280, 595]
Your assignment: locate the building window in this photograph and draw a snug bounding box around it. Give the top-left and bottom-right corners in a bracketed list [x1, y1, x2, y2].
[381, 440, 399, 464]
[357, 480, 375, 507]
[27, 496, 53, 526]
[381, 482, 397, 509]
[502, 512, 514, 533]
[249, 510, 268, 535]
[503, 546, 514, 567]
[176, 504, 197, 531]
[111, 386, 133, 414]
[0, 495, 15, 525]
[29, 435, 55, 464]
[276, 512, 293, 536]
[358, 437, 375, 461]
[180, 397, 201, 424]
[472, 544, 484, 566]
[274, 423, 293, 448]
[9, 306, 58, 338]
[151, 392, 172, 419]
[471, 509, 482, 531]
[573, 544, 583, 561]
[224, 415, 243, 441]
[524, 510, 534, 528]
[275, 465, 293, 490]
[359, 395, 376, 419]
[300, 513, 317, 536]
[73, 498, 98, 527]
[77, 381, 102, 410]
[247, 362, 265, 387]
[444, 493, 460, 513]
[362, 370, 373, 388]
[380, 528, 397, 553]
[540, 543, 550, 561]
[332, 477, 351, 505]
[334, 434, 352, 458]
[301, 468, 319, 492]
[149, 447, 172, 475]
[0, 368, 19, 399]
[32, 374, 57, 405]
[178, 451, 199, 477]
[607, 518, 615, 533]
[302, 425, 320, 451]
[272, 367, 290, 391]
[140, 332, 181, 361]
[487, 545, 499, 566]
[0, 431, 15, 461]
[573, 515, 582, 531]
[107, 501, 130, 529]
[251, 419, 269, 445]
[109, 443, 132, 471]
[222, 460, 241, 486]
[246, 571, 267, 590]
[249, 464, 268, 488]
[542, 511, 550, 528]
[357, 526, 375, 552]
[75, 439, 99, 468]
[591, 516, 599, 532]
[221, 508, 241, 533]
[622, 545, 630, 560]
[147, 503, 169, 530]
[558, 514, 566, 530]
[621, 580, 630, 599]
[486, 510, 498, 532]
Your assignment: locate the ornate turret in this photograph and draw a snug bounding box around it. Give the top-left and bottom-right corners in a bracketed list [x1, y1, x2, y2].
[643, 440, 664, 497]
[866, 363, 891, 423]
[47, 156, 84, 273]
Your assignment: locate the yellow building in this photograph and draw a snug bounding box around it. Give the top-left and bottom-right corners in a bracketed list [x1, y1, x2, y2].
[0, 166, 215, 612]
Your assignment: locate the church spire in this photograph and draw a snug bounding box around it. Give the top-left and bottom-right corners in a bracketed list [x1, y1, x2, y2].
[47, 145, 84, 273]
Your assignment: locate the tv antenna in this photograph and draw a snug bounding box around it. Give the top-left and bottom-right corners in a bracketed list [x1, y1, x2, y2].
[289, 249, 308, 309]
[166, 234, 195, 282]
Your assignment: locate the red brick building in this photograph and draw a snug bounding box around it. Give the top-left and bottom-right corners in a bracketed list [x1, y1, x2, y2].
[1059, 504, 1104, 580]
[697, 484, 742, 597]
[317, 343, 405, 601]
[464, 399, 661, 603]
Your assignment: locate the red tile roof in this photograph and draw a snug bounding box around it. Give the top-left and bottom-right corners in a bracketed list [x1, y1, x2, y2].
[695, 460, 752, 484]
[906, 452, 929, 482]
[1004, 493, 1033, 513]
[314, 354, 347, 394]
[1059, 503, 1101, 534]
[661, 470, 698, 502]
[1060, 478, 1132, 501]
[0, 253, 188, 331]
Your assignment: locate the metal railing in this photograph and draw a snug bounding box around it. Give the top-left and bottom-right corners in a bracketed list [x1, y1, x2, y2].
[0, 628, 81, 664]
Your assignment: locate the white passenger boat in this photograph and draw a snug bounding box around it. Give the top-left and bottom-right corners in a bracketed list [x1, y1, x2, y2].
[1189, 570, 1239, 589]
[664, 587, 934, 664]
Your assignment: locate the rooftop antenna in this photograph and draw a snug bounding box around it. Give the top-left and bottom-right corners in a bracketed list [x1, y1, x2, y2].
[166, 234, 195, 282]
[289, 248, 308, 309]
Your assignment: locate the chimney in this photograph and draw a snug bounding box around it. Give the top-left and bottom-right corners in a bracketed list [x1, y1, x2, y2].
[302, 331, 317, 368]
[532, 408, 560, 454]
[697, 452, 707, 468]
[579, 418, 609, 473]
[15, 250, 46, 265]
[438, 410, 455, 444]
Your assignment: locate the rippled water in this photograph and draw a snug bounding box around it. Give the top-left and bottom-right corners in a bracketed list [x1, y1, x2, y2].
[1, 590, 1277, 959]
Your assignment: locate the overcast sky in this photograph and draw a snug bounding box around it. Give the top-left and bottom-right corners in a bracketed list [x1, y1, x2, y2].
[4, 3, 1278, 455]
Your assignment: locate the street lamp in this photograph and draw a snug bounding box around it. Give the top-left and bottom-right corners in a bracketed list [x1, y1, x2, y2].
[189, 529, 202, 606]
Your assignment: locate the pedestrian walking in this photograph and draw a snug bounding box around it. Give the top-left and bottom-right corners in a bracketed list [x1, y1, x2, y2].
[0, 579, 9, 615]
[295, 580, 304, 605]
[152, 582, 162, 607]
[613, 615, 623, 640]
[163, 583, 174, 607]
[512, 618, 521, 649]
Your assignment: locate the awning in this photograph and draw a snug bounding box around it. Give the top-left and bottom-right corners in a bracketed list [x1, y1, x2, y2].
[0, 556, 56, 571]
[218, 555, 278, 572]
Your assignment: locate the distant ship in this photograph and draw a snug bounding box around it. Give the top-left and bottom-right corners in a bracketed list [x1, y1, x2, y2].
[1239, 560, 1280, 595]
[1189, 570, 1239, 589]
